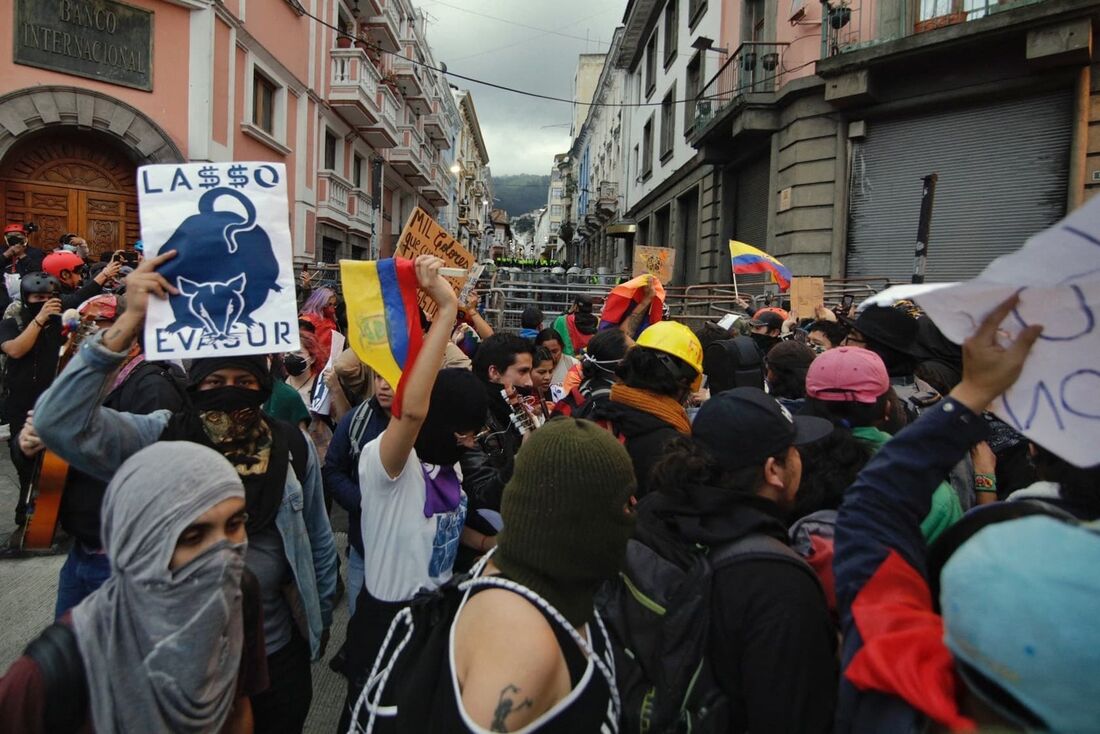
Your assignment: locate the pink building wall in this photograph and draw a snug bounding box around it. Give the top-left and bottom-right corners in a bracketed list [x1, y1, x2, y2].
[0, 0, 194, 157]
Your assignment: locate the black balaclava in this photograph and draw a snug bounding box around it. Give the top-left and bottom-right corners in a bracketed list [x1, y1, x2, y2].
[414, 369, 488, 466]
[164, 355, 283, 533]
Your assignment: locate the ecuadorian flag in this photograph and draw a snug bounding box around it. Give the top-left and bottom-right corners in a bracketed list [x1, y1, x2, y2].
[599, 274, 666, 336]
[729, 240, 793, 292]
[339, 257, 423, 417]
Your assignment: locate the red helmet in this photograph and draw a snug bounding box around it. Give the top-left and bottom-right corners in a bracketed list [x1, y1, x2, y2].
[43, 251, 86, 279]
[3, 223, 26, 235]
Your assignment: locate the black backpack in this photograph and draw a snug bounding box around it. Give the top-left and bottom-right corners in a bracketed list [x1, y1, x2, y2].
[597, 533, 823, 734]
[345, 559, 619, 734]
[23, 623, 87, 733]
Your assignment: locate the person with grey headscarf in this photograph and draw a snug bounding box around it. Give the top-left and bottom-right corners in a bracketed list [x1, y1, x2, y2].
[0, 442, 269, 733]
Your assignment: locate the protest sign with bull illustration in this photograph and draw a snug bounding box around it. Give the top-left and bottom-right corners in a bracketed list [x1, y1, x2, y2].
[138, 162, 300, 360]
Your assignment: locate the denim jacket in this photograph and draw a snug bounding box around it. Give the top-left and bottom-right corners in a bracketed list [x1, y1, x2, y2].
[33, 333, 338, 660]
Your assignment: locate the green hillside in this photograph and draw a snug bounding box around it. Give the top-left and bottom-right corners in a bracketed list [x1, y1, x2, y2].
[493, 174, 550, 218]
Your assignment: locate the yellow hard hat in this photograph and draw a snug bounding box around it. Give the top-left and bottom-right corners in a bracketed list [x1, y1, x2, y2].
[635, 321, 704, 378]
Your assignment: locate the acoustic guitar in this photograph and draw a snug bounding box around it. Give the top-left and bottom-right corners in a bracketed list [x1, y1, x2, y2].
[21, 315, 100, 550]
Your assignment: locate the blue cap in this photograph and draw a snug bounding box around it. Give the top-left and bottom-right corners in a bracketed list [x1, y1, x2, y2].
[941, 516, 1100, 730]
[133, 240, 144, 252]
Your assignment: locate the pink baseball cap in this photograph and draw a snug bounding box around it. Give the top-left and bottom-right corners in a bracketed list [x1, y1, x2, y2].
[805, 346, 889, 404]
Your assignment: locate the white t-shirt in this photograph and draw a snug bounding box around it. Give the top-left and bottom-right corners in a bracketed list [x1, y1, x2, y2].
[551, 354, 579, 386]
[359, 435, 468, 602]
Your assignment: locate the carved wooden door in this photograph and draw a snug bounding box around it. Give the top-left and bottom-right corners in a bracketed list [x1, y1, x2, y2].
[0, 131, 139, 257]
[1, 182, 75, 248]
[79, 191, 134, 255]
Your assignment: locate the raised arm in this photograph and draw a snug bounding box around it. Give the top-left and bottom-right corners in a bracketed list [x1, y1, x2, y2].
[33, 251, 179, 481]
[1, 298, 60, 358]
[619, 276, 655, 344]
[462, 290, 494, 340]
[378, 256, 459, 478]
[835, 295, 1041, 606]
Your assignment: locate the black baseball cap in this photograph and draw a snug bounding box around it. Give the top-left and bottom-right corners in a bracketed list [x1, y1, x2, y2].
[692, 387, 834, 471]
[749, 311, 784, 331]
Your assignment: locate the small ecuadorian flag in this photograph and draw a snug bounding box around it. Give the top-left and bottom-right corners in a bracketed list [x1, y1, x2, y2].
[729, 240, 793, 292]
[339, 257, 423, 417]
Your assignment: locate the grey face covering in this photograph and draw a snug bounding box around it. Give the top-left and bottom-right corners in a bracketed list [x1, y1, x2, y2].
[71, 441, 247, 734]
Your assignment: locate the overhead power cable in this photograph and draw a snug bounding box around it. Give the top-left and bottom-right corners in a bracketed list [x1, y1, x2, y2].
[428, 0, 612, 45]
[302, 6, 818, 108]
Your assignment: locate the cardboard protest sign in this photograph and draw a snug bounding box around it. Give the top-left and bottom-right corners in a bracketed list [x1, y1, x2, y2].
[632, 245, 676, 284]
[879, 196, 1100, 468]
[790, 277, 825, 318]
[395, 208, 475, 320]
[138, 162, 300, 360]
[310, 331, 346, 416]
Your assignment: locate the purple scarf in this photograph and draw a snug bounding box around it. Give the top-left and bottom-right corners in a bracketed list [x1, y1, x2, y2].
[422, 463, 462, 518]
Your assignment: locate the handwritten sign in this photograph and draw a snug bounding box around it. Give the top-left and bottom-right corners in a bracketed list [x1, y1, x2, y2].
[632, 245, 676, 284]
[900, 197, 1100, 468]
[395, 207, 475, 320]
[790, 277, 825, 318]
[138, 162, 300, 360]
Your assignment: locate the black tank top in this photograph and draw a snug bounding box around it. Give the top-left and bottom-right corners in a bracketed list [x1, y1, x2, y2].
[430, 578, 618, 733]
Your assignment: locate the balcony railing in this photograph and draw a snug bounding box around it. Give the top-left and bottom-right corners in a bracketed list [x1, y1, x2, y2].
[350, 188, 374, 231]
[364, 0, 401, 53]
[694, 42, 788, 132]
[821, 0, 1046, 56]
[328, 48, 381, 126]
[318, 171, 352, 221]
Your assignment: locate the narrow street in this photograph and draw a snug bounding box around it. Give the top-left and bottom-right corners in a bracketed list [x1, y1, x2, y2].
[0, 453, 353, 734]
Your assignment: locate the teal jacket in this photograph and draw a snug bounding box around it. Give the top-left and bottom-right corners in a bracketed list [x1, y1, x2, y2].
[851, 425, 963, 544]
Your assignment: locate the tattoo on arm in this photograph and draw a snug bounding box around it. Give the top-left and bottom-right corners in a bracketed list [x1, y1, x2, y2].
[490, 684, 533, 732]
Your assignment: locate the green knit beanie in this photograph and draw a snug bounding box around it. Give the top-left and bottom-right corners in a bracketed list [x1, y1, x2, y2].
[495, 417, 637, 628]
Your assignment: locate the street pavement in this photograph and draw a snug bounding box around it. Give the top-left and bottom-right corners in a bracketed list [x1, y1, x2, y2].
[0, 448, 353, 733]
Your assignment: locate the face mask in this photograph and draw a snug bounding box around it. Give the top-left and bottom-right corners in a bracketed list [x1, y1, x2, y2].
[323, 306, 336, 319]
[191, 385, 266, 415]
[283, 354, 308, 377]
[24, 300, 45, 318]
[751, 332, 781, 354]
[171, 538, 246, 584]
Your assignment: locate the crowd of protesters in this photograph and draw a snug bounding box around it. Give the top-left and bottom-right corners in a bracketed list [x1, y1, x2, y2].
[0, 222, 1096, 734]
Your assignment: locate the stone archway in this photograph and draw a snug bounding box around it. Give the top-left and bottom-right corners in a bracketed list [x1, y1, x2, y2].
[0, 86, 183, 256]
[0, 86, 182, 165]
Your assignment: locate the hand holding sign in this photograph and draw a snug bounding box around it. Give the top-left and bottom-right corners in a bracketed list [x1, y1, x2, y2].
[950, 294, 1043, 415]
[123, 250, 178, 318]
[905, 194, 1100, 468]
[394, 208, 474, 320]
[415, 255, 457, 313]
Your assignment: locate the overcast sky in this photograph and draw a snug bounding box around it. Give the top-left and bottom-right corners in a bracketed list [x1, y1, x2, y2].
[422, 0, 624, 176]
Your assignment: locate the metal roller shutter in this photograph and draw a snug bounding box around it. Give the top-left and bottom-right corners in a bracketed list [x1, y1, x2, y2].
[846, 89, 1072, 282]
[735, 154, 770, 252]
[731, 154, 771, 286]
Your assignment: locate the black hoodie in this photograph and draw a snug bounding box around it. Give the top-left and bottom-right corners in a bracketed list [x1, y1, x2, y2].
[636, 486, 838, 734]
[590, 399, 683, 498]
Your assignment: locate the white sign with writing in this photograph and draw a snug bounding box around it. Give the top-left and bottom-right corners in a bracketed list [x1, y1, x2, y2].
[907, 198, 1100, 468]
[310, 332, 346, 416]
[138, 162, 300, 360]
